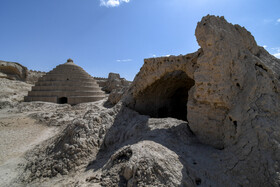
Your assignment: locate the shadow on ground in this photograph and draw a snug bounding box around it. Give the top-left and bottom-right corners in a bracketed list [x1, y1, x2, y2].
[85, 105, 225, 186]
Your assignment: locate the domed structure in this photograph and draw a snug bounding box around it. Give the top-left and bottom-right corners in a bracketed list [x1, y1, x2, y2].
[24, 59, 105, 104]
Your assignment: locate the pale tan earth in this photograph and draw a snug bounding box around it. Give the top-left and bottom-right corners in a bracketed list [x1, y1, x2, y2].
[0, 15, 280, 187]
[0, 78, 32, 108]
[0, 115, 58, 186]
[26, 70, 46, 84]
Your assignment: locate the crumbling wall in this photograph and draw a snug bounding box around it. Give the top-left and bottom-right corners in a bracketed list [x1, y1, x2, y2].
[188, 15, 280, 148]
[125, 16, 280, 149]
[98, 73, 132, 105]
[124, 51, 199, 110]
[94, 77, 107, 88]
[123, 15, 280, 186]
[94, 73, 131, 93]
[103, 73, 131, 93]
[26, 70, 46, 84]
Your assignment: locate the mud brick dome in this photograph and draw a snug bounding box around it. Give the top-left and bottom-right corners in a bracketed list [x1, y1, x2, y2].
[24, 59, 105, 104]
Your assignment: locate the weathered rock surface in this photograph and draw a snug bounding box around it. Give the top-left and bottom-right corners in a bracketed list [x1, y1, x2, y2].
[0, 60, 28, 81]
[0, 60, 45, 84]
[94, 73, 131, 105]
[108, 87, 128, 105]
[103, 73, 131, 93]
[190, 15, 280, 149]
[26, 70, 46, 84]
[101, 73, 131, 105]
[0, 78, 32, 109]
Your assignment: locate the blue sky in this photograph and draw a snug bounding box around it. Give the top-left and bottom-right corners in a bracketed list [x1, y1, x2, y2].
[0, 0, 279, 81]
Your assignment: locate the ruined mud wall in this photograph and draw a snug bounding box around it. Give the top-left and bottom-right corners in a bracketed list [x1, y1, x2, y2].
[124, 15, 280, 185]
[125, 15, 280, 148]
[26, 70, 46, 84]
[95, 73, 131, 93]
[189, 15, 280, 148]
[124, 53, 200, 120]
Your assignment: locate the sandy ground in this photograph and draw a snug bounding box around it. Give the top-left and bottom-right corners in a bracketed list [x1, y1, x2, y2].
[0, 78, 32, 104]
[0, 113, 58, 186]
[0, 78, 56, 186]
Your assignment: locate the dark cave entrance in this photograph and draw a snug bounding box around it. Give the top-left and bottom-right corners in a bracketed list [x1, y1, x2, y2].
[134, 70, 195, 121]
[58, 97, 68, 104]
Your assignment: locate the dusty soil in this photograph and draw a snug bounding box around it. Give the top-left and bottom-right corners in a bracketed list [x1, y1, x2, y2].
[0, 111, 59, 186]
[0, 78, 59, 186]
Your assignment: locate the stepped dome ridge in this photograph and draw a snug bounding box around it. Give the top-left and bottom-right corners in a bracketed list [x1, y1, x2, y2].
[24, 59, 105, 104]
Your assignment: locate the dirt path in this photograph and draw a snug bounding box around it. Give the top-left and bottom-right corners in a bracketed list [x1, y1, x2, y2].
[0, 115, 58, 186]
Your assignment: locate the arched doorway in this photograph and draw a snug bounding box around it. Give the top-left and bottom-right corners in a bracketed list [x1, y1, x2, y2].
[133, 70, 195, 121]
[58, 97, 68, 104]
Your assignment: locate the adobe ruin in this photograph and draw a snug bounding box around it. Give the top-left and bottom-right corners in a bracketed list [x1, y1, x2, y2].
[124, 16, 280, 150]
[24, 59, 105, 105]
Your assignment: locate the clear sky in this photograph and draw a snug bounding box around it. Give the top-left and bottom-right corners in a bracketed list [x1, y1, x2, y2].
[0, 0, 279, 81]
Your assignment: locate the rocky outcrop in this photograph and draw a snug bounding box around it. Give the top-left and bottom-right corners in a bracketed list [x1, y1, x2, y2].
[0, 61, 45, 84]
[0, 60, 28, 81]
